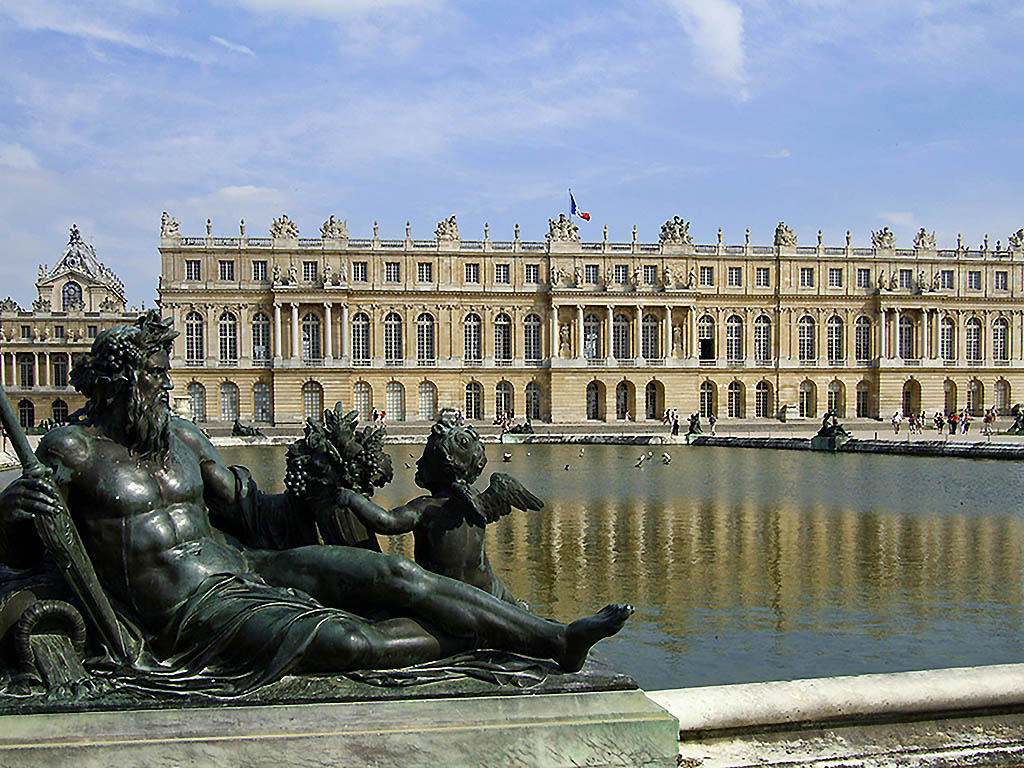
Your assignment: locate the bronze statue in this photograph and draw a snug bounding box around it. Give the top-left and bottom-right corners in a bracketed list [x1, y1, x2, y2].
[0, 312, 631, 697]
[337, 411, 539, 608]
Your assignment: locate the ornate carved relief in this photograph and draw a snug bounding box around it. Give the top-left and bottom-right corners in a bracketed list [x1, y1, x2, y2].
[659, 216, 693, 245]
[0, 297, 22, 313]
[547, 213, 579, 243]
[271, 214, 300, 239]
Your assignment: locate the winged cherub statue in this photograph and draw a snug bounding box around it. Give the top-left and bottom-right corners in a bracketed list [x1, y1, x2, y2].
[336, 410, 540, 607]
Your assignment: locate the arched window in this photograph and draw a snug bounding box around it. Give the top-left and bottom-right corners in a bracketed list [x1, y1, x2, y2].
[612, 313, 631, 360]
[386, 382, 405, 421]
[727, 380, 744, 417]
[583, 314, 602, 360]
[525, 381, 541, 421]
[798, 316, 816, 363]
[301, 312, 322, 363]
[967, 379, 983, 415]
[898, 316, 914, 360]
[993, 318, 1010, 362]
[418, 381, 437, 421]
[353, 382, 372, 421]
[18, 354, 33, 387]
[61, 281, 83, 311]
[220, 382, 239, 420]
[52, 354, 69, 388]
[524, 314, 542, 362]
[645, 380, 659, 420]
[494, 313, 513, 364]
[352, 313, 370, 365]
[586, 381, 601, 420]
[251, 312, 271, 364]
[944, 379, 957, 415]
[253, 382, 272, 422]
[940, 316, 955, 362]
[799, 380, 816, 417]
[827, 380, 845, 416]
[754, 316, 771, 364]
[755, 381, 773, 418]
[185, 311, 204, 365]
[219, 312, 238, 365]
[699, 381, 716, 417]
[384, 312, 402, 365]
[855, 317, 872, 362]
[641, 314, 660, 360]
[187, 382, 206, 421]
[51, 399, 68, 424]
[416, 312, 435, 365]
[698, 315, 715, 360]
[995, 380, 1011, 414]
[465, 381, 482, 420]
[464, 313, 482, 363]
[856, 380, 872, 418]
[495, 381, 513, 417]
[18, 399, 34, 429]
[725, 315, 743, 363]
[965, 317, 982, 363]
[827, 316, 844, 364]
[303, 381, 324, 422]
[615, 381, 631, 420]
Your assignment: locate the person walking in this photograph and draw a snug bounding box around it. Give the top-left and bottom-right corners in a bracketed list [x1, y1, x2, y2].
[891, 410, 902, 435]
[708, 413, 717, 435]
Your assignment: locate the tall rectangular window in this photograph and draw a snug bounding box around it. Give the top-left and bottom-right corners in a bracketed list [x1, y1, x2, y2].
[219, 260, 235, 281]
[584, 264, 599, 283]
[465, 263, 480, 283]
[352, 262, 368, 282]
[857, 268, 871, 288]
[898, 269, 912, 289]
[941, 270, 954, 289]
[417, 262, 433, 283]
[799, 267, 814, 287]
[303, 261, 318, 282]
[20, 325, 30, 339]
[995, 270, 1008, 291]
[252, 260, 267, 281]
[727, 267, 742, 287]
[643, 265, 658, 285]
[699, 266, 714, 285]
[52, 356, 68, 387]
[968, 270, 981, 290]
[384, 262, 400, 282]
[614, 265, 629, 283]
[755, 267, 770, 287]
[525, 264, 540, 283]
[54, 325, 64, 339]
[185, 260, 201, 281]
[828, 268, 843, 287]
[88, 325, 98, 338]
[495, 263, 510, 284]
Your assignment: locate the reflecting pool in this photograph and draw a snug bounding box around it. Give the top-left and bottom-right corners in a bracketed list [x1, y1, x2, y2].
[217, 442, 1024, 690]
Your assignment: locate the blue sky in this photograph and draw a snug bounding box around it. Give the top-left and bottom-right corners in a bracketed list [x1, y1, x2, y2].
[1, 0, 1022, 306]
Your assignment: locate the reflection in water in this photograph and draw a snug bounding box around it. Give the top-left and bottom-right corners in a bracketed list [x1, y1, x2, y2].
[220, 444, 1024, 689]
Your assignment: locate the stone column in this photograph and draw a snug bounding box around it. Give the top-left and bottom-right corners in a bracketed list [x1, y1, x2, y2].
[0, 352, 5, 387]
[41, 352, 48, 387]
[576, 305, 583, 360]
[291, 303, 300, 359]
[664, 306, 672, 360]
[635, 305, 642, 361]
[550, 306, 558, 360]
[894, 308, 902, 359]
[273, 303, 282, 359]
[340, 304, 349, 359]
[689, 308, 696, 358]
[324, 302, 333, 360]
[33, 352, 39, 388]
[606, 307, 614, 361]
[880, 309, 887, 359]
[924, 310, 931, 359]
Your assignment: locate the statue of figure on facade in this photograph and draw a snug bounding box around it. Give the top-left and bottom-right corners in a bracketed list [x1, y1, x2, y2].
[0, 298, 21, 313]
[917, 271, 927, 292]
[889, 272, 899, 291]
[559, 324, 571, 356]
[336, 411, 540, 609]
[931, 271, 941, 291]
[631, 267, 640, 287]
[774, 222, 797, 248]
[913, 228, 937, 250]
[435, 215, 460, 241]
[288, 265, 298, 285]
[206, 218, 212, 236]
[574, 265, 582, 286]
[659, 216, 693, 246]
[871, 227, 895, 249]
[877, 270, 886, 289]
[32, 298, 52, 313]
[160, 212, 180, 239]
[272, 264, 282, 284]
[672, 325, 682, 355]
[320, 216, 348, 240]
[663, 265, 673, 286]
[685, 268, 696, 289]
[1008, 229, 1024, 251]
[0, 313, 633, 700]
[547, 214, 579, 243]
[271, 215, 300, 240]
[322, 262, 333, 286]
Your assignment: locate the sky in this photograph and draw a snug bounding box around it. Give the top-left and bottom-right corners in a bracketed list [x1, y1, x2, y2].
[1, 0, 1022, 307]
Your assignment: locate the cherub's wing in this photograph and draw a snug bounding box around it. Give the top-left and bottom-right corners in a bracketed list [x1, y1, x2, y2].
[474, 473, 544, 524]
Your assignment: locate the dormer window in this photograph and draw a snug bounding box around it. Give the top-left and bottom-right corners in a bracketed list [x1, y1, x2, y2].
[62, 281, 83, 311]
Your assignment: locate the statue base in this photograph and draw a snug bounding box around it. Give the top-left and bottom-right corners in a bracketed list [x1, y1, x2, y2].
[0, 657, 679, 767]
[810, 433, 850, 451]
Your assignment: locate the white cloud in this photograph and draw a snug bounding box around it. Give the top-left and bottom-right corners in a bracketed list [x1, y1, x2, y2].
[209, 35, 255, 57]
[764, 148, 791, 159]
[880, 211, 920, 231]
[662, 0, 749, 100]
[0, 144, 40, 170]
[170, 186, 292, 237]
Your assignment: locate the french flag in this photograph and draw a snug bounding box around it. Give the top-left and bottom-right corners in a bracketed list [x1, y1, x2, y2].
[569, 190, 590, 221]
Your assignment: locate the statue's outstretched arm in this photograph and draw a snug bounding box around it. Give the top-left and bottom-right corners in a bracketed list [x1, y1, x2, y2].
[334, 488, 435, 535]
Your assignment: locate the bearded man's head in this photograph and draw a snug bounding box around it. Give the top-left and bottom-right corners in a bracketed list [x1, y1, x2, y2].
[70, 311, 179, 460]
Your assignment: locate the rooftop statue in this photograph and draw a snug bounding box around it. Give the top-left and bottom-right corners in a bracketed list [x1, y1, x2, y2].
[913, 228, 937, 250]
[435, 215, 460, 241]
[871, 227, 895, 249]
[160, 212, 180, 239]
[774, 221, 797, 248]
[0, 313, 631, 699]
[271, 214, 300, 239]
[320, 215, 348, 240]
[547, 213, 579, 243]
[1008, 228, 1024, 252]
[659, 216, 693, 246]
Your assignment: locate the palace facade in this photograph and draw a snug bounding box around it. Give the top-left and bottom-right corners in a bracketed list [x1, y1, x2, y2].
[0, 226, 138, 428]
[156, 213, 1024, 425]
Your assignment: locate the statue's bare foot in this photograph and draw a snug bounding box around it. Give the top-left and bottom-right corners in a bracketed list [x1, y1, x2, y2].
[558, 603, 634, 672]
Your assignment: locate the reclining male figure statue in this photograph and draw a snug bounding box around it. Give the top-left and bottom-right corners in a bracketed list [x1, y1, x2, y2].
[0, 313, 631, 692]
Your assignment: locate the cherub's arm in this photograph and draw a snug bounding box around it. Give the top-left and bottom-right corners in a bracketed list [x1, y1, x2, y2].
[334, 488, 442, 535]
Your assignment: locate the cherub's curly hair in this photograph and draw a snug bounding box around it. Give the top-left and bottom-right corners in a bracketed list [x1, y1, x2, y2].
[414, 410, 487, 493]
[70, 310, 178, 411]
